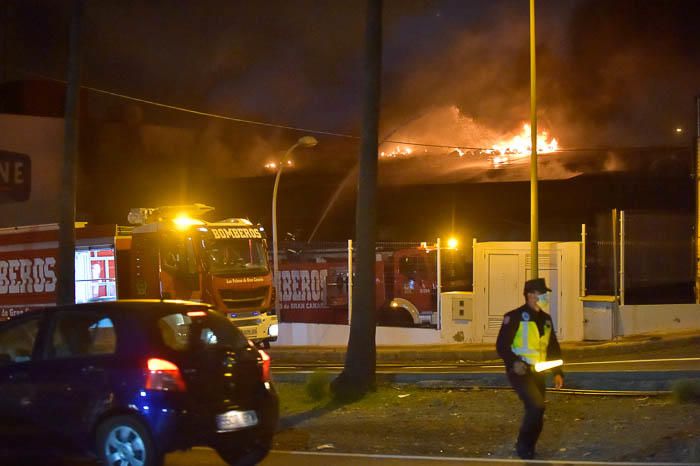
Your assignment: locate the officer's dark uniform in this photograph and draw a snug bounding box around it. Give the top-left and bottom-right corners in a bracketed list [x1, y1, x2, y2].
[496, 278, 563, 459]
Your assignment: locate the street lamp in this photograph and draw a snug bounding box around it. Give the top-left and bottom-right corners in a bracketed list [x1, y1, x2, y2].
[447, 237, 459, 250]
[529, 0, 539, 279]
[272, 136, 318, 315]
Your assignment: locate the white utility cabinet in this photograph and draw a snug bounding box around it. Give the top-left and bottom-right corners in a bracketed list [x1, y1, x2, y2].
[472, 241, 584, 342]
[582, 296, 617, 340]
[440, 291, 476, 343]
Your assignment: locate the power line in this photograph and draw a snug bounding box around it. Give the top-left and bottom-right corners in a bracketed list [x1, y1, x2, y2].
[8, 67, 500, 151]
[9, 67, 692, 154]
[14, 68, 361, 140]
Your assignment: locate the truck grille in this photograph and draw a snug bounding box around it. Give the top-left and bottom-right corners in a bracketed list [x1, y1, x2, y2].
[229, 317, 262, 327]
[220, 286, 268, 310]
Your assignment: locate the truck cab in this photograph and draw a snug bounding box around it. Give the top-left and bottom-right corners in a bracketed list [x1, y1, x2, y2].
[127, 205, 278, 344]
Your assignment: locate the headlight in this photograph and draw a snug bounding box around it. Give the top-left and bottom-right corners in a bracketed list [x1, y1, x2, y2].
[268, 323, 279, 337]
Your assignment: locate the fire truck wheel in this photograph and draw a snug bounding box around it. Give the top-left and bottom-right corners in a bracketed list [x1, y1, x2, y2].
[378, 308, 415, 327]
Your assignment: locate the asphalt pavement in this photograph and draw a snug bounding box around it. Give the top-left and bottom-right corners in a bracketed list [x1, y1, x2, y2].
[271, 357, 700, 391]
[163, 448, 698, 466]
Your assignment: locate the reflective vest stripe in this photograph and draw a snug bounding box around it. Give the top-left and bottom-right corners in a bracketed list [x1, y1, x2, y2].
[511, 320, 552, 366]
[521, 320, 529, 352]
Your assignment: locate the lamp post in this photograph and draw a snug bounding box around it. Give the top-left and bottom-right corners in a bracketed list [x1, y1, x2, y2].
[272, 136, 318, 316]
[57, 0, 84, 306]
[529, 0, 539, 280]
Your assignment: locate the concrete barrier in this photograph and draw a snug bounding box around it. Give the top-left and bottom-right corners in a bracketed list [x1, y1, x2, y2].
[278, 323, 443, 346]
[619, 304, 700, 335]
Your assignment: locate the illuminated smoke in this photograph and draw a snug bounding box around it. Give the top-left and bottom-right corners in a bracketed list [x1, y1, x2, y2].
[377, 106, 559, 169]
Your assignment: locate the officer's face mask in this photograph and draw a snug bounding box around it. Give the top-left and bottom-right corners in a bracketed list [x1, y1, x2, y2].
[536, 292, 550, 312]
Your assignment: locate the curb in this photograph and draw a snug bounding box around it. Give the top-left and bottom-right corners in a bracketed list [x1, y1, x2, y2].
[268, 334, 700, 364]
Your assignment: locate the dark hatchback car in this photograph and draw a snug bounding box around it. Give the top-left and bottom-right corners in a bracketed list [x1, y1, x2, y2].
[0, 300, 279, 466]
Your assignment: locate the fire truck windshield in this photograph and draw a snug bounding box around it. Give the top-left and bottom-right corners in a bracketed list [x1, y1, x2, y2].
[202, 237, 268, 275]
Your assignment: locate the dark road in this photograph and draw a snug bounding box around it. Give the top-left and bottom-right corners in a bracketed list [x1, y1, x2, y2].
[163, 448, 695, 466]
[273, 356, 700, 374]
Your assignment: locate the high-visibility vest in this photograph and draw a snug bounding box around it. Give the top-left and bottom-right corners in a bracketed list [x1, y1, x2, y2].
[511, 312, 552, 366]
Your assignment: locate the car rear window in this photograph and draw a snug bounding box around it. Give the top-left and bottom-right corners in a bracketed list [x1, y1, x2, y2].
[157, 310, 248, 352]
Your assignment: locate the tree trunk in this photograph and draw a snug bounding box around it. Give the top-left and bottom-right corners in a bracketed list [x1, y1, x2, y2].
[57, 0, 84, 306]
[331, 0, 382, 400]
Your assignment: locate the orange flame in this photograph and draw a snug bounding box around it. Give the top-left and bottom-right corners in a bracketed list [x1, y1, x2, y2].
[490, 124, 558, 167]
[377, 122, 558, 168]
[380, 146, 414, 159]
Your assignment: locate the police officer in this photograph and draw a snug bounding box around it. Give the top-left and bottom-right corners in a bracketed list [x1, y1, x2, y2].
[496, 278, 564, 459]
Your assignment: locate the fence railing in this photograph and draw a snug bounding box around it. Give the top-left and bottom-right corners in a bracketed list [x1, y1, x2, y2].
[585, 210, 694, 304]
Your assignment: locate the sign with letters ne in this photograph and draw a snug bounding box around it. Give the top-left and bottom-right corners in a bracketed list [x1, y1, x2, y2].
[0, 150, 31, 202]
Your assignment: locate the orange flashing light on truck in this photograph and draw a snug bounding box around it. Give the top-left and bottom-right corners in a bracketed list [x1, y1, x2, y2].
[0, 204, 278, 345]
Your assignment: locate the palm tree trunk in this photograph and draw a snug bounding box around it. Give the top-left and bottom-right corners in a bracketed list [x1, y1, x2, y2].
[331, 0, 382, 399]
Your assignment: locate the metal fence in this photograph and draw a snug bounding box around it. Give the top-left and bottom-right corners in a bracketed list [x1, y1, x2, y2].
[585, 210, 694, 304]
[586, 236, 616, 297]
[622, 211, 694, 304]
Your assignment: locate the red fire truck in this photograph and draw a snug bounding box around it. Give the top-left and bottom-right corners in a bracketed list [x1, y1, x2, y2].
[278, 244, 468, 326]
[0, 204, 278, 344]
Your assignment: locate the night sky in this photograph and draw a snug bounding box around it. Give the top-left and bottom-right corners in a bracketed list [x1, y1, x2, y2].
[2, 0, 699, 240]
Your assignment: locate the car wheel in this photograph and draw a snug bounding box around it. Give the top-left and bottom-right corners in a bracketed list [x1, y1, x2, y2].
[214, 436, 272, 466]
[96, 415, 162, 466]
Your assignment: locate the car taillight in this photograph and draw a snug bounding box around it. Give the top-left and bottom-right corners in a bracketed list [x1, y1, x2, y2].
[146, 358, 186, 391]
[258, 349, 271, 382]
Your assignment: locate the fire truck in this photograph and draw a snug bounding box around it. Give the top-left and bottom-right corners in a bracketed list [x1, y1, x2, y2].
[278, 243, 469, 326]
[0, 204, 278, 345]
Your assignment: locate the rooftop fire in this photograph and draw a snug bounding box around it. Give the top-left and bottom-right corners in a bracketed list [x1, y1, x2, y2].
[379, 122, 559, 169]
[489, 123, 558, 167]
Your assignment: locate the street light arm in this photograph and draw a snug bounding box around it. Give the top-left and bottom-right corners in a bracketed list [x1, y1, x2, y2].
[270, 136, 317, 316]
[272, 141, 300, 316]
[279, 142, 300, 167]
[272, 142, 298, 252]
